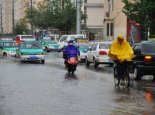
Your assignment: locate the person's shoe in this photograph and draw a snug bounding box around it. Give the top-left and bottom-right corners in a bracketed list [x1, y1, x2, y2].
[120, 81, 125, 86]
[152, 78, 155, 81]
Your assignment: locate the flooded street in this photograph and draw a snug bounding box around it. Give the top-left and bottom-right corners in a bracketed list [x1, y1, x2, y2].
[0, 52, 155, 115]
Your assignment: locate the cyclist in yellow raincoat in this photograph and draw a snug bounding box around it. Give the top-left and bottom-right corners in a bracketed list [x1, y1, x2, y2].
[109, 34, 134, 62]
[108, 34, 134, 78]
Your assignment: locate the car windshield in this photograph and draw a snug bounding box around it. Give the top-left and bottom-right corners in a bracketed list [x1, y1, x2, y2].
[99, 43, 111, 49]
[21, 43, 41, 49]
[141, 43, 155, 55]
[21, 36, 34, 39]
[3, 42, 16, 47]
[44, 40, 56, 44]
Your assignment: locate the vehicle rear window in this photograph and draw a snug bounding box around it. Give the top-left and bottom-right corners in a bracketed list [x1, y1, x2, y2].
[44, 40, 56, 44]
[60, 36, 67, 42]
[21, 43, 41, 49]
[99, 43, 111, 49]
[21, 36, 34, 39]
[141, 43, 155, 55]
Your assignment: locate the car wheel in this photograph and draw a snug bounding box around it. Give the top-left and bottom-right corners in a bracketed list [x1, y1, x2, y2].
[15, 53, 19, 58]
[45, 47, 48, 52]
[41, 60, 45, 64]
[3, 53, 7, 58]
[133, 67, 141, 80]
[109, 63, 114, 67]
[93, 59, 99, 69]
[152, 74, 155, 81]
[85, 57, 90, 66]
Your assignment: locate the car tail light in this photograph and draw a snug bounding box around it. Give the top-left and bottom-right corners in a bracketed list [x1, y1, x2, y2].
[99, 51, 107, 55]
[68, 58, 78, 65]
[144, 56, 152, 62]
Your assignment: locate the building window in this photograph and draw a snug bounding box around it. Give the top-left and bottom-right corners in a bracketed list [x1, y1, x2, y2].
[111, 0, 114, 11]
[107, 23, 114, 36]
[110, 23, 114, 36]
[108, 0, 110, 12]
[107, 23, 109, 36]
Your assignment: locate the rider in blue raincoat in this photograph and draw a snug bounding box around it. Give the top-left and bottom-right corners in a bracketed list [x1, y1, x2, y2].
[63, 40, 80, 67]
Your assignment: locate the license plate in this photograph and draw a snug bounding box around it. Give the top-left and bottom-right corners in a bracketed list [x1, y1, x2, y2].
[30, 56, 38, 60]
[109, 59, 113, 63]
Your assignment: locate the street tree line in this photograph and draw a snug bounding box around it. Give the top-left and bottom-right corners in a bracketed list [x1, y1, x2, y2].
[14, 0, 155, 38]
[122, 0, 155, 38]
[14, 0, 86, 35]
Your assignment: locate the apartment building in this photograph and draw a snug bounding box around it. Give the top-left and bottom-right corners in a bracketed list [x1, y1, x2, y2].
[0, 0, 3, 33]
[103, 0, 127, 40]
[103, 0, 141, 42]
[82, 0, 104, 40]
[1, 0, 43, 34]
[1, 0, 13, 33]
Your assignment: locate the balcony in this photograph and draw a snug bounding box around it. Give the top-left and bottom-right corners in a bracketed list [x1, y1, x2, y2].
[84, 3, 104, 8]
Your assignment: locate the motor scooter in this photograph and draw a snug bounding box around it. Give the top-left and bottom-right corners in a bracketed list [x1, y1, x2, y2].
[66, 57, 78, 74]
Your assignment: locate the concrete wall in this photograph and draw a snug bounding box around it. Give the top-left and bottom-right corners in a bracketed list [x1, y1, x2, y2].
[2, 0, 12, 33]
[103, 0, 127, 40]
[84, 0, 104, 40]
[2, 0, 43, 34]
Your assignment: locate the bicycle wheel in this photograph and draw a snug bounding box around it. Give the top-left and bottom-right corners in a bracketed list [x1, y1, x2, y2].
[114, 66, 120, 86]
[123, 73, 130, 88]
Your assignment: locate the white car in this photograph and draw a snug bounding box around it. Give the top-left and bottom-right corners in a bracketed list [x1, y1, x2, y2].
[58, 34, 85, 48]
[47, 34, 60, 42]
[85, 41, 114, 68]
[15, 35, 36, 44]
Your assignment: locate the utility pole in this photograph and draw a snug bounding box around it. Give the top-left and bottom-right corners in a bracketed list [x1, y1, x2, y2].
[47, 0, 50, 10]
[12, 0, 14, 34]
[0, 4, 3, 34]
[76, 0, 81, 34]
[30, 0, 33, 35]
[61, 0, 64, 10]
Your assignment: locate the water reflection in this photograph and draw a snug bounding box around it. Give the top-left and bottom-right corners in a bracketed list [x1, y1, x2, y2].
[65, 73, 78, 80]
[144, 91, 153, 104]
[114, 86, 130, 94]
[85, 65, 113, 74]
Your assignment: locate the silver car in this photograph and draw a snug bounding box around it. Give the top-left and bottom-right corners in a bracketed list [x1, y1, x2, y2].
[85, 41, 114, 68]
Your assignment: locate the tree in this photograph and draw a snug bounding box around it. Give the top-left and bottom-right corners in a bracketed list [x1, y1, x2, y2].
[13, 19, 29, 35]
[24, 0, 87, 32]
[122, 0, 155, 38]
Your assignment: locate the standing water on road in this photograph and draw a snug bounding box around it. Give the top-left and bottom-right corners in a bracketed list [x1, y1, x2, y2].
[0, 53, 154, 115]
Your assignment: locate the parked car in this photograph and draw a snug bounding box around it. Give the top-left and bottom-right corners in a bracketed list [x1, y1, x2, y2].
[85, 41, 114, 68]
[15, 41, 45, 64]
[76, 43, 92, 62]
[131, 40, 155, 80]
[39, 37, 62, 52]
[15, 35, 36, 44]
[0, 40, 17, 58]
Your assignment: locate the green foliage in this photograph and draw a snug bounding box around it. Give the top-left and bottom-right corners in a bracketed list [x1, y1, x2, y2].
[122, 0, 155, 35]
[24, 0, 87, 32]
[13, 19, 29, 35]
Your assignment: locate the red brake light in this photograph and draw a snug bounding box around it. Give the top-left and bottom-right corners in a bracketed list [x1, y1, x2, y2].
[68, 58, 78, 65]
[99, 51, 107, 55]
[144, 56, 152, 62]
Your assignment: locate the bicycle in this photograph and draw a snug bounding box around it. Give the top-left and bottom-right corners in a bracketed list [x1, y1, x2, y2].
[113, 61, 130, 88]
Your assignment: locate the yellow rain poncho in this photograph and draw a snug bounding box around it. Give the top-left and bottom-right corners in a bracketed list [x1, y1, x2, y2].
[108, 35, 134, 62]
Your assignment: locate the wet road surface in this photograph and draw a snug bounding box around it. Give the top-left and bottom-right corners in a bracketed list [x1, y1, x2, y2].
[0, 52, 155, 115]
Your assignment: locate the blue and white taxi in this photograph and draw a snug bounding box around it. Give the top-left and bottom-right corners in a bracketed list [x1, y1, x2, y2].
[15, 41, 45, 64]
